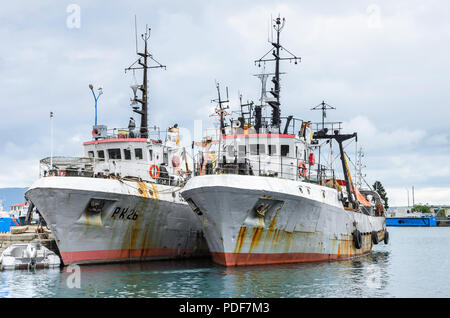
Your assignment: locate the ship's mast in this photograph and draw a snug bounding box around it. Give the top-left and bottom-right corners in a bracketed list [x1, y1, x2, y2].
[356, 146, 366, 189]
[311, 100, 336, 130]
[255, 16, 300, 132]
[125, 25, 166, 139]
[211, 82, 230, 136]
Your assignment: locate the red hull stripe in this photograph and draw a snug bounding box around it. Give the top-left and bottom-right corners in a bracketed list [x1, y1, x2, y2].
[221, 134, 296, 139]
[211, 251, 359, 266]
[83, 138, 148, 145]
[61, 248, 197, 264]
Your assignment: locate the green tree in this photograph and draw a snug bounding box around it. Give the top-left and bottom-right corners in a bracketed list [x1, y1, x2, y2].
[412, 204, 430, 213]
[372, 181, 389, 209]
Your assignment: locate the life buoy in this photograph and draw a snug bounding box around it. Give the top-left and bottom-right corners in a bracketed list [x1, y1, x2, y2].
[149, 165, 160, 180]
[353, 229, 362, 249]
[298, 161, 307, 177]
[58, 170, 66, 176]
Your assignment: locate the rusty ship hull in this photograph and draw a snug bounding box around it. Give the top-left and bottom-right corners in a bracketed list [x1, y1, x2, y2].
[181, 174, 386, 266]
[26, 176, 209, 265]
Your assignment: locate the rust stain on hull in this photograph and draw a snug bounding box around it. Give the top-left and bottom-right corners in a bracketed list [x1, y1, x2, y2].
[137, 182, 150, 199]
[248, 226, 264, 254]
[234, 227, 247, 254]
[150, 183, 159, 200]
[225, 227, 386, 266]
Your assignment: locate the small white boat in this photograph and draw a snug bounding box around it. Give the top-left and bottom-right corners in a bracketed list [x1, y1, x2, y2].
[0, 243, 61, 270]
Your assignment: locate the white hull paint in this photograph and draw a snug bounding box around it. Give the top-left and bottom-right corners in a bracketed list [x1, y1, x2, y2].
[26, 177, 209, 265]
[181, 175, 386, 266]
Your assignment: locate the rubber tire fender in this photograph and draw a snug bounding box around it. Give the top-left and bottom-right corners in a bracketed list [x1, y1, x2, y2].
[383, 231, 389, 244]
[371, 231, 379, 245]
[353, 229, 362, 249]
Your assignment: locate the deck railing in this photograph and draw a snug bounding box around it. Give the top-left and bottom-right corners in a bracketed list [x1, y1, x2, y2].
[39, 156, 188, 187]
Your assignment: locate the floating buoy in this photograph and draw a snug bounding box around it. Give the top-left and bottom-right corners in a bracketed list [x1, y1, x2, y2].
[149, 165, 160, 180]
[298, 161, 307, 177]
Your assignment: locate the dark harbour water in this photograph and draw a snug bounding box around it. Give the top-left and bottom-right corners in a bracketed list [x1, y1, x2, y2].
[1, 227, 449, 298]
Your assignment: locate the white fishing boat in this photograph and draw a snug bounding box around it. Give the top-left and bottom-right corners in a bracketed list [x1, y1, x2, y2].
[181, 16, 388, 266]
[25, 25, 209, 266]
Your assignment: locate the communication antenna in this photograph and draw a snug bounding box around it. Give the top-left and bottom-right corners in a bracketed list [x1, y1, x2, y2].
[239, 92, 254, 126]
[311, 100, 336, 130]
[211, 81, 230, 136]
[254, 15, 300, 131]
[125, 23, 166, 139]
[134, 15, 138, 54]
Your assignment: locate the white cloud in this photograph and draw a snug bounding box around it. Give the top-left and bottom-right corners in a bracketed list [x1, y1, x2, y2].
[344, 115, 426, 151]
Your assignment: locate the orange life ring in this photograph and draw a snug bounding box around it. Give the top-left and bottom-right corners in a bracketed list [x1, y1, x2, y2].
[149, 165, 160, 180]
[298, 161, 307, 177]
[58, 169, 66, 176]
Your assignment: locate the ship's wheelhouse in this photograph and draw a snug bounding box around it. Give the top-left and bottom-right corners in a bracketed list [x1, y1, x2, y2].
[203, 131, 316, 181]
[82, 137, 183, 184]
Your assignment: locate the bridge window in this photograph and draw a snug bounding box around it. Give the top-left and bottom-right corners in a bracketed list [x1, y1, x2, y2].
[124, 149, 131, 160]
[98, 150, 105, 159]
[149, 149, 153, 161]
[108, 148, 121, 160]
[88, 151, 94, 158]
[250, 144, 266, 155]
[268, 145, 277, 156]
[227, 145, 235, 157]
[281, 145, 290, 157]
[135, 148, 143, 160]
[238, 145, 246, 157]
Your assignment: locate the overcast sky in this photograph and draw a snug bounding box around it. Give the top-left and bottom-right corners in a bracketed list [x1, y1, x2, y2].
[1, 0, 449, 206]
